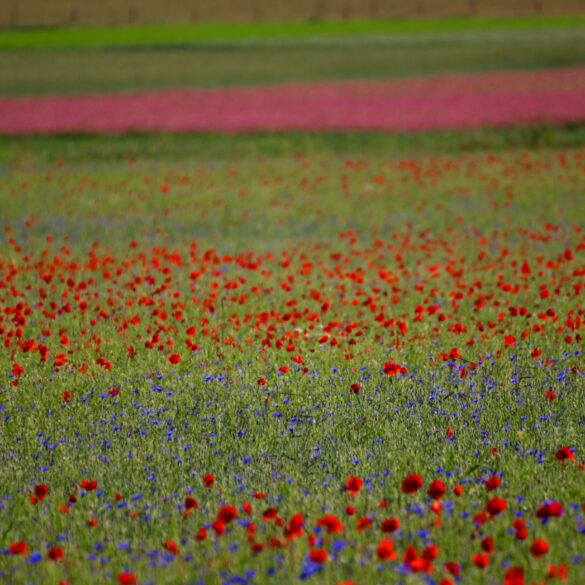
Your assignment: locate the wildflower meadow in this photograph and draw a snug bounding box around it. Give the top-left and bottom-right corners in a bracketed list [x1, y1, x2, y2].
[1, 132, 584, 585]
[2, 13, 585, 585]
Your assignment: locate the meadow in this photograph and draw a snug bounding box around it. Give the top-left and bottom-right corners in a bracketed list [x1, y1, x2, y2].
[2, 8, 585, 584]
[2, 16, 585, 97]
[1, 129, 585, 585]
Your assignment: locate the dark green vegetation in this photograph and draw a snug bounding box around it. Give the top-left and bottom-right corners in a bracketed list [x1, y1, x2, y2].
[2, 26, 585, 96]
[2, 124, 585, 165]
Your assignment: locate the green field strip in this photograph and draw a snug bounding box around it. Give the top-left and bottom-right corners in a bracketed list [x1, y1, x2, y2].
[2, 15, 585, 50]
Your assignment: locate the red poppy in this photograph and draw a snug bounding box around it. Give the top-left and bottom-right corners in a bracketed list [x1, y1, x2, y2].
[163, 539, 179, 556]
[422, 544, 439, 560]
[403, 544, 419, 564]
[555, 447, 575, 462]
[530, 539, 549, 558]
[485, 476, 501, 491]
[262, 507, 278, 521]
[253, 492, 265, 499]
[270, 536, 285, 548]
[454, 484, 463, 496]
[9, 541, 28, 555]
[251, 542, 264, 552]
[377, 538, 397, 561]
[195, 528, 207, 541]
[472, 553, 490, 568]
[316, 514, 343, 534]
[356, 516, 372, 531]
[402, 473, 423, 494]
[287, 513, 304, 538]
[481, 536, 494, 554]
[12, 363, 25, 377]
[350, 383, 360, 394]
[80, 480, 98, 491]
[474, 512, 489, 526]
[547, 564, 568, 580]
[309, 548, 328, 563]
[515, 524, 528, 540]
[403, 544, 433, 573]
[185, 497, 198, 510]
[203, 473, 215, 488]
[381, 517, 400, 533]
[217, 505, 238, 524]
[536, 501, 563, 519]
[34, 484, 49, 501]
[504, 567, 525, 585]
[444, 562, 461, 577]
[168, 353, 180, 365]
[428, 479, 446, 500]
[384, 361, 407, 376]
[117, 573, 137, 585]
[486, 497, 507, 516]
[257, 378, 266, 386]
[430, 500, 442, 514]
[47, 546, 64, 561]
[343, 476, 363, 495]
[345, 505, 355, 515]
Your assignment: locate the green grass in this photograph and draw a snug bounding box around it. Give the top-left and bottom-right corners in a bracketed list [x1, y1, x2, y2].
[2, 15, 585, 50]
[3, 16, 585, 97]
[3, 124, 585, 165]
[3, 31, 585, 96]
[1, 130, 585, 584]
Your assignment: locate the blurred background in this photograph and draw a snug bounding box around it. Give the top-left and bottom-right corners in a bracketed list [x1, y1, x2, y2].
[2, 0, 584, 26]
[2, 0, 585, 139]
[2, 1, 585, 99]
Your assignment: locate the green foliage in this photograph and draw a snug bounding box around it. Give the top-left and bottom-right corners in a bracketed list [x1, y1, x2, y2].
[2, 16, 585, 97]
[2, 15, 585, 50]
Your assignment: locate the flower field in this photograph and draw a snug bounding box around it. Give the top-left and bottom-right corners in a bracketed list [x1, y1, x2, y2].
[0, 135, 584, 585]
[3, 67, 585, 134]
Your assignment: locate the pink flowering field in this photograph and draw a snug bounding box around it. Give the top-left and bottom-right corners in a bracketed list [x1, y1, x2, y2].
[2, 67, 585, 134]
